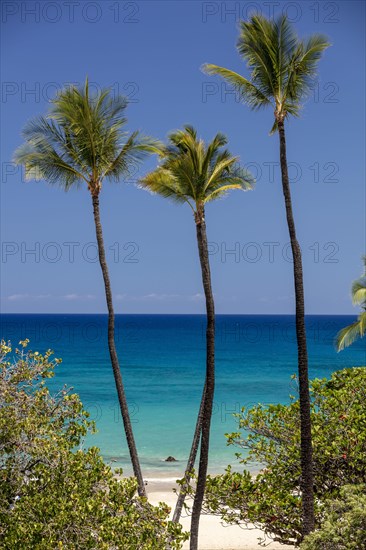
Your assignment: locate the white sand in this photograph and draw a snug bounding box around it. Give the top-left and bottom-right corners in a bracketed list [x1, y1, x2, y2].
[147, 479, 293, 550]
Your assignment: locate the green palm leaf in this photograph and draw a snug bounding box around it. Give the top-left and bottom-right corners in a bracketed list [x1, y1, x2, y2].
[337, 257, 366, 351]
[202, 64, 271, 110]
[336, 313, 366, 351]
[352, 280, 366, 306]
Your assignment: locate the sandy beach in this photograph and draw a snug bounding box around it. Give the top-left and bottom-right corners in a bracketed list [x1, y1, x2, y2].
[147, 478, 293, 550]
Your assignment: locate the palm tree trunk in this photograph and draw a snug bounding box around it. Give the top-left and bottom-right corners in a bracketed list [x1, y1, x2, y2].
[91, 192, 146, 498]
[190, 207, 215, 550]
[277, 120, 315, 536]
[172, 382, 206, 523]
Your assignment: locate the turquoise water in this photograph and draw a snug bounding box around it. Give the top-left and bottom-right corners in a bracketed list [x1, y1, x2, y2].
[1, 314, 365, 477]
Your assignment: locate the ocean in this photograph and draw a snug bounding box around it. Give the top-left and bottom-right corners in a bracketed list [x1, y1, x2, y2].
[1, 314, 365, 477]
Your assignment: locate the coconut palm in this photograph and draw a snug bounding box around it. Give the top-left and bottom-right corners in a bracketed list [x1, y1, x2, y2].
[13, 79, 160, 497]
[337, 257, 366, 350]
[139, 125, 253, 549]
[202, 14, 329, 536]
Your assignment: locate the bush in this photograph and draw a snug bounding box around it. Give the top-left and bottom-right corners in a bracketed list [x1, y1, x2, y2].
[0, 340, 187, 549]
[300, 485, 366, 550]
[197, 367, 366, 546]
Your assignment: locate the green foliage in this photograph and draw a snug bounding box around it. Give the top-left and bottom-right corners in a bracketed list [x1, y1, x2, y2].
[202, 14, 329, 131]
[337, 257, 366, 350]
[300, 485, 366, 550]
[0, 341, 187, 549]
[139, 125, 254, 212]
[197, 367, 366, 546]
[13, 78, 160, 193]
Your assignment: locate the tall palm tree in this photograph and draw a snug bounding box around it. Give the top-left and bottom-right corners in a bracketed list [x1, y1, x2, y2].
[139, 125, 253, 550]
[13, 79, 159, 498]
[202, 15, 329, 536]
[337, 257, 366, 350]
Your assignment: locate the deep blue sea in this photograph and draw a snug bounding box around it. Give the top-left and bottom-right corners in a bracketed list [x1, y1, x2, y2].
[1, 314, 365, 477]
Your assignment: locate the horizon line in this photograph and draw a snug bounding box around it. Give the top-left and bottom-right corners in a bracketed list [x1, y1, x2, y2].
[0, 312, 357, 317]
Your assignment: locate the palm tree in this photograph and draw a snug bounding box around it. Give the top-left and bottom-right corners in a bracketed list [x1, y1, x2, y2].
[202, 14, 329, 536]
[337, 257, 366, 350]
[139, 125, 253, 550]
[13, 79, 160, 498]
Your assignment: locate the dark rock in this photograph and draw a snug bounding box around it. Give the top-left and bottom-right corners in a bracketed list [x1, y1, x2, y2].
[165, 456, 177, 462]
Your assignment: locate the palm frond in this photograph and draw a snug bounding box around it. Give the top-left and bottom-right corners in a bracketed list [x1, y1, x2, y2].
[276, 14, 298, 67]
[336, 312, 366, 351]
[139, 167, 194, 210]
[13, 139, 86, 189]
[269, 119, 278, 135]
[337, 257, 366, 351]
[19, 115, 91, 178]
[204, 155, 238, 190]
[352, 279, 366, 306]
[205, 181, 250, 202]
[285, 34, 330, 103]
[202, 64, 271, 110]
[205, 164, 254, 202]
[238, 16, 278, 99]
[103, 132, 162, 182]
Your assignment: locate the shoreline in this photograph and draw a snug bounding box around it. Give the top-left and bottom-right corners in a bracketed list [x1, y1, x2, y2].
[120, 464, 262, 494]
[144, 476, 180, 494]
[110, 458, 263, 482]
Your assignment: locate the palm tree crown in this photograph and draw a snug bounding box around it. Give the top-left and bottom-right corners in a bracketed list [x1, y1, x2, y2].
[14, 79, 159, 194]
[203, 14, 329, 132]
[139, 125, 253, 214]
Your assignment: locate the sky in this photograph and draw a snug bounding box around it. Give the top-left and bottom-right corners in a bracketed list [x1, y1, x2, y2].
[1, 0, 365, 314]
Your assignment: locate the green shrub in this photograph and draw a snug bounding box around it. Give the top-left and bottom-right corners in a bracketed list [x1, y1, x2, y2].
[197, 367, 366, 546]
[0, 340, 187, 549]
[300, 485, 366, 550]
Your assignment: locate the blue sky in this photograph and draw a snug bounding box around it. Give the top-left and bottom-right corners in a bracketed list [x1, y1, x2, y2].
[1, 0, 365, 314]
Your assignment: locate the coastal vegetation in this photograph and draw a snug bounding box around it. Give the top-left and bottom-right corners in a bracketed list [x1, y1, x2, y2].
[13, 81, 160, 498]
[203, 14, 329, 535]
[300, 485, 366, 550]
[2, 339, 364, 548]
[139, 125, 253, 548]
[0, 340, 187, 549]
[190, 367, 366, 546]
